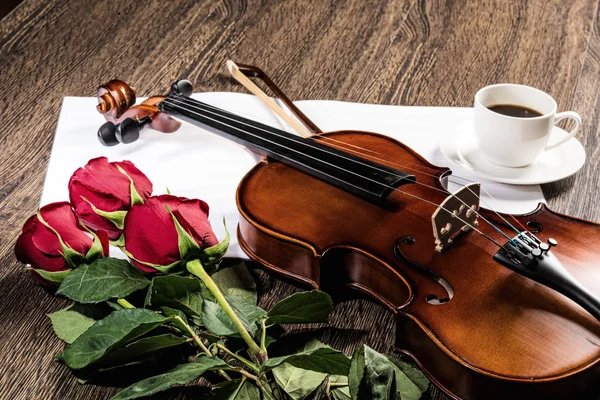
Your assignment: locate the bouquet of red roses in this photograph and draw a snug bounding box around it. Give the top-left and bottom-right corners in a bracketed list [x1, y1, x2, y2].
[14, 157, 428, 400]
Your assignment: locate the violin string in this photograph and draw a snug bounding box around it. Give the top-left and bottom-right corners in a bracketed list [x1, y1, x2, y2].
[181, 96, 533, 245]
[320, 139, 534, 240]
[307, 139, 536, 246]
[163, 96, 515, 245]
[164, 96, 518, 244]
[161, 96, 507, 248]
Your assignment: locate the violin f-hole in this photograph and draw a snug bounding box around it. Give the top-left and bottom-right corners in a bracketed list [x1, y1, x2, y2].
[526, 220, 543, 233]
[394, 237, 454, 305]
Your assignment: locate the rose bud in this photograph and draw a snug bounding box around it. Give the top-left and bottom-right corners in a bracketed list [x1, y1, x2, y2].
[69, 157, 152, 242]
[123, 195, 229, 273]
[14, 202, 109, 287]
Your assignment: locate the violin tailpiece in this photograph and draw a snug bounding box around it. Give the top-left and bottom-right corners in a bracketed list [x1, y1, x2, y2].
[431, 182, 481, 252]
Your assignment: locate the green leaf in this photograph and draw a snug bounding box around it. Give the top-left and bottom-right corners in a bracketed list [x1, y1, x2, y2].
[361, 346, 395, 400]
[273, 339, 328, 399]
[207, 378, 261, 399]
[267, 291, 333, 325]
[348, 346, 366, 400]
[262, 347, 350, 375]
[56, 258, 150, 303]
[59, 308, 169, 369]
[211, 262, 257, 305]
[202, 296, 265, 337]
[111, 356, 229, 400]
[348, 345, 424, 400]
[390, 363, 423, 400]
[387, 357, 429, 393]
[99, 334, 190, 367]
[329, 375, 351, 400]
[47, 305, 95, 344]
[145, 275, 203, 318]
[26, 268, 70, 284]
[161, 306, 189, 333]
[332, 388, 352, 400]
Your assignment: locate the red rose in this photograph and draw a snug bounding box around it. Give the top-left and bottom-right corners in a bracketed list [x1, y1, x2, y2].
[14, 202, 109, 286]
[123, 195, 223, 273]
[69, 157, 152, 240]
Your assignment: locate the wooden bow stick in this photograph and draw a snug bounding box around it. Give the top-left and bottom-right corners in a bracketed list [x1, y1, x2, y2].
[226, 60, 312, 137]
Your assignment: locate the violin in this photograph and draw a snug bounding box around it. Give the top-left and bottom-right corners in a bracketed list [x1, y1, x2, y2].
[94, 65, 600, 400]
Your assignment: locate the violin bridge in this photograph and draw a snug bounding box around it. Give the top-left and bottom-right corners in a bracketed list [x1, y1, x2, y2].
[431, 183, 481, 252]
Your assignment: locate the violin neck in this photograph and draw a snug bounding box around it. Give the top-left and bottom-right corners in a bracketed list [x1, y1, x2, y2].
[158, 94, 415, 203]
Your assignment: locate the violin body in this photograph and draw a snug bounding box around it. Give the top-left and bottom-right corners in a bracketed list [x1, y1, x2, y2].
[95, 71, 600, 400]
[236, 130, 600, 400]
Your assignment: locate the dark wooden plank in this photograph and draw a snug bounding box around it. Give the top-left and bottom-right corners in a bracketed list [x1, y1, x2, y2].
[0, 1, 599, 399]
[0, 0, 21, 20]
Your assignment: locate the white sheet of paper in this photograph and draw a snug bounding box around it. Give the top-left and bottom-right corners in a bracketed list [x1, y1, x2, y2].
[41, 93, 545, 259]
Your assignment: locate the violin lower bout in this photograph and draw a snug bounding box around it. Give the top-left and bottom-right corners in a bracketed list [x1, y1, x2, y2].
[236, 130, 600, 400]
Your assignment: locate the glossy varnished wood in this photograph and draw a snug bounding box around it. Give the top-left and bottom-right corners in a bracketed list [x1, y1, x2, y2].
[238, 131, 600, 399]
[2, 1, 600, 399]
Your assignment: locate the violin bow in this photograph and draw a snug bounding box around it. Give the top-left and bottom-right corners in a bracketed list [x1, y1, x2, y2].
[226, 60, 317, 137]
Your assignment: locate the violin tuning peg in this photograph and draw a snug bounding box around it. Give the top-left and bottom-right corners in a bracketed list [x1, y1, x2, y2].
[171, 80, 193, 97]
[98, 122, 119, 146]
[115, 116, 153, 144]
[115, 118, 141, 144]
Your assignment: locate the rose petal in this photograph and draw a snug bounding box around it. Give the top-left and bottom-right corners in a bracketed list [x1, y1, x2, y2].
[95, 230, 110, 256]
[15, 226, 66, 271]
[70, 178, 124, 213]
[33, 202, 92, 256]
[69, 158, 130, 207]
[69, 157, 152, 210]
[124, 195, 182, 268]
[22, 214, 36, 232]
[114, 160, 153, 201]
[71, 194, 123, 239]
[173, 199, 218, 248]
[131, 259, 159, 273]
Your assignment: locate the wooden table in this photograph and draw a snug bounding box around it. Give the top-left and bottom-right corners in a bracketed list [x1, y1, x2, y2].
[1, 1, 599, 399]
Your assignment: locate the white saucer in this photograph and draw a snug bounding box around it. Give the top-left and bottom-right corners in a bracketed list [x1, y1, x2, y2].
[439, 120, 586, 185]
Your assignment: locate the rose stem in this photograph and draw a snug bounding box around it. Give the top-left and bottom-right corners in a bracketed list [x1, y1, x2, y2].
[231, 369, 276, 400]
[117, 298, 135, 309]
[187, 259, 265, 361]
[174, 315, 231, 381]
[216, 343, 260, 373]
[117, 297, 230, 379]
[260, 318, 268, 355]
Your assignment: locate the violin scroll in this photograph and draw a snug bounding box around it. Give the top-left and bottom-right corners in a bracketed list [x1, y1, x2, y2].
[96, 80, 137, 120]
[95, 80, 189, 146]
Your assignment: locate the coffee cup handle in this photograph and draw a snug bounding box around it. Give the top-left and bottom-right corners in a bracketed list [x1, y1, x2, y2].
[545, 111, 582, 150]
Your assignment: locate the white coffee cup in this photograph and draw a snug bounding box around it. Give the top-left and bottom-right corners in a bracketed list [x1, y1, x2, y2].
[474, 84, 582, 167]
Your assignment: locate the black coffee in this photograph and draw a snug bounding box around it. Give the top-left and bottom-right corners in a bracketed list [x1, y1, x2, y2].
[487, 104, 543, 118]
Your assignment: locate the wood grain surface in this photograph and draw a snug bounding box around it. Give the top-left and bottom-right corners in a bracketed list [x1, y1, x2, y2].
[1, 1, 599, 399]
